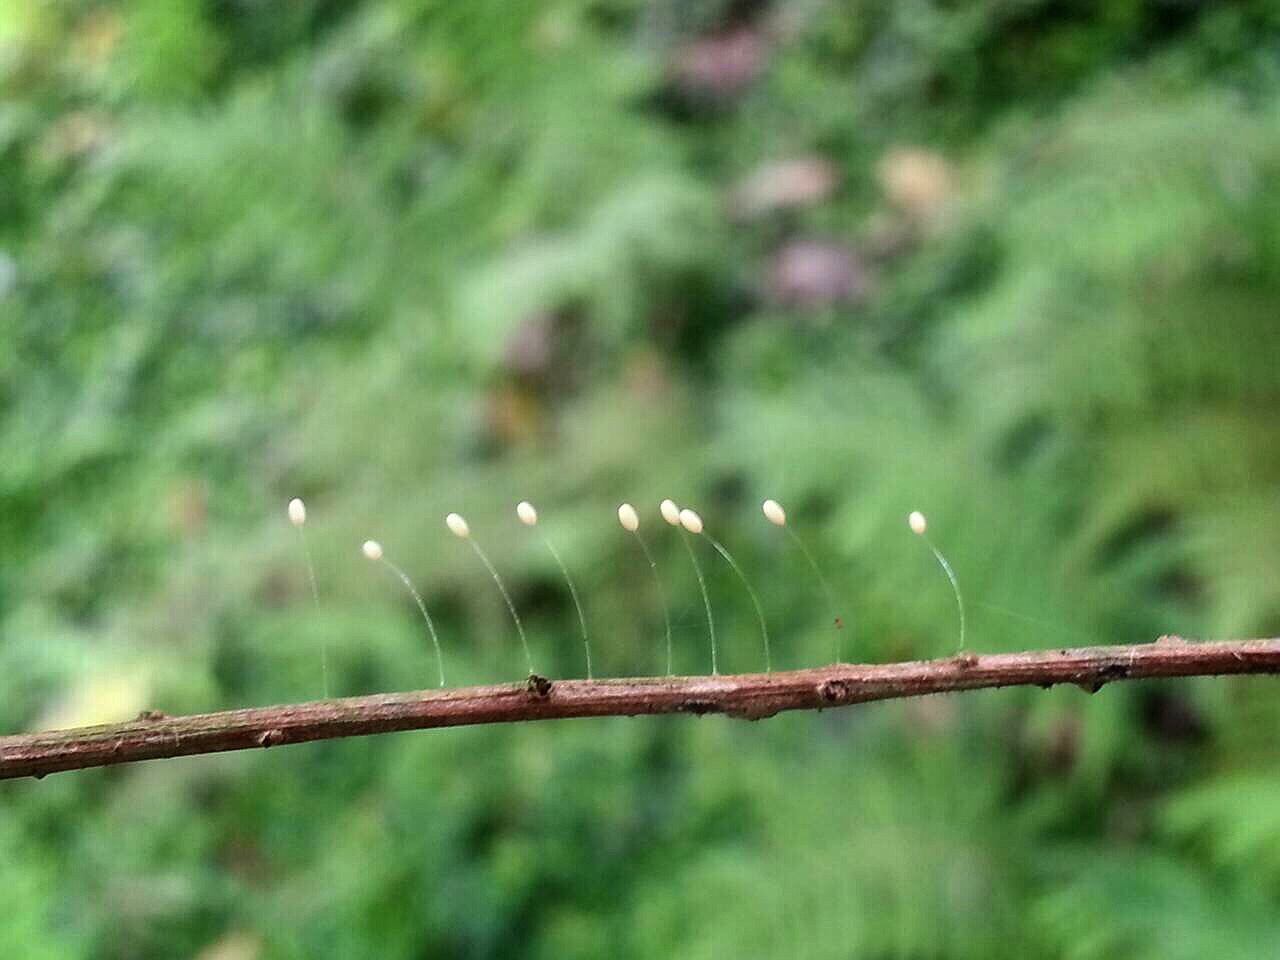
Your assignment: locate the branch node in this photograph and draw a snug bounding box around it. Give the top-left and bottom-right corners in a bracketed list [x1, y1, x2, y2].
[1099, 662, 1128, 680]
[952, 653, 978, 669]
[258, 729, 285, 748]
[818, 678, 853, 704]
[526, 674, 553, 699]
[679, 700, 721, 716]
[137, 710, 168, 721]
[727, 700, 781, 722]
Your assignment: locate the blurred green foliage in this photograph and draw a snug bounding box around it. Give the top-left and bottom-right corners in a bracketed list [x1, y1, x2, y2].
[3, 1, 1280, 956]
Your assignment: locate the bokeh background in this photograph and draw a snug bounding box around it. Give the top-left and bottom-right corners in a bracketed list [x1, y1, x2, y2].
[4, 1, 1280, 957]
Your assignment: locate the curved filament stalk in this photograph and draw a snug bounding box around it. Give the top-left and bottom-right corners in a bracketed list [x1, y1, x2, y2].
[705, 535, 771, 673]
[926, 538, 965, 652]
[784, 526, 845, 663]
[380, 557, 445, 688]
[542, 535, 591, 679]
[296, 527, 328, 696]
[633, 531, 673, 676]
[470, 539, 533, 676]
[679, 529, 716, 674]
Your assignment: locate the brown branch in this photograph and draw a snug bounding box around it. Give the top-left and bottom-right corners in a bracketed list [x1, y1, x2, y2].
[3, 636, 1278, 782]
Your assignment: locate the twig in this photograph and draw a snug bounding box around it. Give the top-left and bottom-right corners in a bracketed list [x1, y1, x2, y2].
[2, 636, 1277, 781]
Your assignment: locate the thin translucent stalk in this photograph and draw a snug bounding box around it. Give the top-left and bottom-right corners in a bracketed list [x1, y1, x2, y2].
[679, 529, 716, 674]
[975, 602, 1086, 644]
[926, 537, 965, 652]
[296, 527, 327, 697]
[785, 526, 844, 663]
[470, 539, 533, 676]
[633, 530, 673, 676]
[379, 557, 445, 688]
[541, 535, 591, 679]
[705, 534, 771, 673]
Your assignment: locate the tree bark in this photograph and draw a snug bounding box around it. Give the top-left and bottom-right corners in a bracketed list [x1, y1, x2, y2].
[3, 636, 1277, 781]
